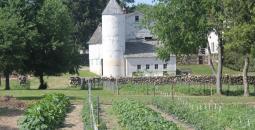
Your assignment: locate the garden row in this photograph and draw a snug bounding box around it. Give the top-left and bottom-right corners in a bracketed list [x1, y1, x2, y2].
[113, 99, 179, 130]
[19, 93, 70, 130]
[118, 83, 255, 96]
[82, 97, 107, 130]
[153, 97, 255, 130]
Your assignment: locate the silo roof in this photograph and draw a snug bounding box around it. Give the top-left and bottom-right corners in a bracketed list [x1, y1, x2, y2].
[102, 0, 123, 15]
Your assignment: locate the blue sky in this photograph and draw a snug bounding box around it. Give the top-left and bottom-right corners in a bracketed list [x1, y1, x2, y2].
[134, 0, 154, 5]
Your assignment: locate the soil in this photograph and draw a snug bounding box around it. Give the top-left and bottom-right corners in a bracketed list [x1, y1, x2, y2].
[100, 104, 124, 130]
[148, 105, 195, 130]
[0, 96, 28, 130]
[58, 104, 84, 130]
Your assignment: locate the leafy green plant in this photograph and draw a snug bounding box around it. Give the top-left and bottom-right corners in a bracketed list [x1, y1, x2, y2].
[113, 99, 179, 130]
[19, 93, 70, 130]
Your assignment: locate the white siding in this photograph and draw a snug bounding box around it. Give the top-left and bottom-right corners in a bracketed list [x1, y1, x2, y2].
[89, 44, 102, 75]
[125, 56, 176, 77]
[208, 31, 219, 54]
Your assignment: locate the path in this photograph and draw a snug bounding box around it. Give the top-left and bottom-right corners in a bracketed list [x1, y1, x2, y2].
[0, 108, 23, 130]
[100, 104, 124, 130]
[148, 105, 195, 130]
[58, 104, 84, 130]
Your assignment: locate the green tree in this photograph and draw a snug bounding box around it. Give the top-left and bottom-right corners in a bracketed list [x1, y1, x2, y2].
[64, 0, 108, 50]
[0, 0, 31, 90]
[224, 0, 255, 96]
[24, 0, 80, 89]
[146, 0, 232, 95]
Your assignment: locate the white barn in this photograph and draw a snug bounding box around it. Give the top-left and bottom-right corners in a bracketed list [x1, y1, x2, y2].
[88, 0, 176, 77]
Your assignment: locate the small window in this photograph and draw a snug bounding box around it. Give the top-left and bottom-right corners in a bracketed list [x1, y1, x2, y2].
[146, 64, 150, 70]
[163, 64, 167, 69]
[135, 16, 139, 22]
[145, 37, 152, 40]
[137, 65, 141, 70]
[155, 64, 158, 69]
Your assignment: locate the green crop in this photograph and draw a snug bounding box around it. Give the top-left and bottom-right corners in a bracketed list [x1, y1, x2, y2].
[113, 99, 179, 130]
[18, 93, 71, 130]
[153, 97, 255, 130]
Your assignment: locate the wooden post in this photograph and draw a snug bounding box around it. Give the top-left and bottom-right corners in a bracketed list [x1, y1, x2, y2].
[171, 82, 174, 100]
[203, 83, 206, 96]
[97, 96, 100, 126]
[210, 84, 213, 96]
[116, 78, 119, 95]
[153, 83, 156, 97]
[227, 78, 230, 96]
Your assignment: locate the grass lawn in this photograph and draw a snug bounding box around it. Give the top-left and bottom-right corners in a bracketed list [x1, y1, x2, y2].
[78, 70, 98, 77]
[177, 64, 251, 76]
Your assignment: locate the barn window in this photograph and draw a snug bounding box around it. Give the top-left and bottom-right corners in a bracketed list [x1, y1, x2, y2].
[155, 64, 158, 69]
[163, 64, 167, 69]
[146, 64, 150, 70]
[135, 16, 139, 22]
[145, 37, 152, 40]
[137, 65, 141, 70]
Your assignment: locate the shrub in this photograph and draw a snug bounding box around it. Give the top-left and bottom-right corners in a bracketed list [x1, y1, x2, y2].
[19, 93, 70, 130]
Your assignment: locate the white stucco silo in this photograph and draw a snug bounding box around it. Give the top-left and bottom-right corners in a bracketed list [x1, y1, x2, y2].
[102, 0, 125, 77]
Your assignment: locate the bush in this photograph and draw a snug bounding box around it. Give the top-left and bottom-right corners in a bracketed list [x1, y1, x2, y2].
[19, 93, 70, 130]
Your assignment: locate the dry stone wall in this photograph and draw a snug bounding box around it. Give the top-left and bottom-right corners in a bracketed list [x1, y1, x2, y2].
[101, 76, 255, 85]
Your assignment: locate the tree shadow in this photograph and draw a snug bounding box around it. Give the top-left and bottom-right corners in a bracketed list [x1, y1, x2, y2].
[0, 107, 24, 117]
[0, 125, 19, 130]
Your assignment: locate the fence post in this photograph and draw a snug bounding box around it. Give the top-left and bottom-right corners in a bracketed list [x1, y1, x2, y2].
[203, 83, 206, 96]
[153, 83, 156, 97]
[171, 81, 174, 100]
[97, 96, 100, 126]
[210, 84, 213, 96]
[116, 78, 119, 95]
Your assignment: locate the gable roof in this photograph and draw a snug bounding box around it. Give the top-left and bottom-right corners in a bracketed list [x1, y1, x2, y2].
[87, 24, 102, 44]
[102, 0, 124, 15]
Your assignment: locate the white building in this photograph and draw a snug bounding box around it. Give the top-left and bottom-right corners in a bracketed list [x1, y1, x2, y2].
[88, 0, 176, 77]
[207, 30, 219, 54]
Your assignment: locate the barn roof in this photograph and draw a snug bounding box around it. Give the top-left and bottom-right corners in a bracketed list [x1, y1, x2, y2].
[102, 0, 124, 15]
[124, 41, 158, 58]
[87, 24, 102, 44]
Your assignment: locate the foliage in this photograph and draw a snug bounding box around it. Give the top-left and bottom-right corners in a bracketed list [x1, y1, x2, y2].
[224, 50, 255, 72]
[112, 99, 179, 130]
[19, 93, 71, 130]
[153, 97, 255, 130]
[144, 0, 208, 59]
[0, 0, 33, 89]
[82, 97, 107, 130]
[64, 0, 107, 49]
[22, 0, 81, 89]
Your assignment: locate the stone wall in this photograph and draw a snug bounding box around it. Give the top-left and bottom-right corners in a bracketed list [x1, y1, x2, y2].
[101, 75, 255, 85]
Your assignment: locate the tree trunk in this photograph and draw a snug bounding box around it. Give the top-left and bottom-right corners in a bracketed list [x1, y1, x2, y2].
[216, 40, 223, 95]
[243, 54, 249, 96]
[4, 72, 10, 90]
[38, 74, 47, 89]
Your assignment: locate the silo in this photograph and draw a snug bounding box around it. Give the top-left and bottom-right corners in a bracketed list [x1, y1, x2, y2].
[102, 0, 125, 77]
